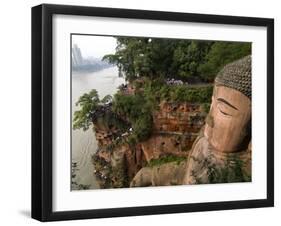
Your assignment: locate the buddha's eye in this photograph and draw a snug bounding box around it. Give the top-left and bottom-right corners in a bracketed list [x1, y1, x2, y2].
[216, 98, 238, 117]
[219, 109, 230, 116]
[217, 102, 236, 117]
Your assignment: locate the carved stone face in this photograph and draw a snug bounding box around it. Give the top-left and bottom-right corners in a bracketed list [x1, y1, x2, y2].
[204, 85, 251, 153]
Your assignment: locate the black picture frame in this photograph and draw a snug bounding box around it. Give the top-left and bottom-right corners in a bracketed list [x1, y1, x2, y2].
[32, 3, 274, 222]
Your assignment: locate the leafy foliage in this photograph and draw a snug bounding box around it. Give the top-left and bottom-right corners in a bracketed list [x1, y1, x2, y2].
[198, 42, 251, 81]
[142, 78, 213, 104]
[103, 38, 251, 82]
[103, 38, 177, 81]
[73, 90, 114, 131]
[172, 41, 213, 80]
[112, 93, 153, 143]
[73, 90, 101, 131]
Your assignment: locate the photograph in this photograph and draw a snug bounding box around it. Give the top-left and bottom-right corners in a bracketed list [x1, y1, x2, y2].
[71, 34, 252, 190]
[31, 3, 274, 221]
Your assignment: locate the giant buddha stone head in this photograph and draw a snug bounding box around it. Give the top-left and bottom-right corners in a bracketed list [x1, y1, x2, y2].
[204, 55, 252, 153]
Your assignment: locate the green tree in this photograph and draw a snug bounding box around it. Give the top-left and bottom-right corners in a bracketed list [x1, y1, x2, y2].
[73, 90, 112, 131]
[172, 40, 213, 80]
[103, 37, 251, 83]
[112, 92, 153, 142]
[198, 42, 251, 81]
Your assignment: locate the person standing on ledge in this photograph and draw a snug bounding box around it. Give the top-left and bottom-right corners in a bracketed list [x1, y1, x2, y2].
[130, 55, 252, 187]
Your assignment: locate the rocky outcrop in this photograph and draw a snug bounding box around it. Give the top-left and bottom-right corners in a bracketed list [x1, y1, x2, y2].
[92, 101, 206, 188]
[130, 160, 187, 187]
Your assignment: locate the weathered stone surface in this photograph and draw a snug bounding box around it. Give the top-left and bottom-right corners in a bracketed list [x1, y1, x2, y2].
[130, 160, 187, 187]
[153, 101, 205, 133]
[138, 101, 206, 162]
[92, 101, 206, 188]
[140, 134, 192, 162]
[183, 133, 251, 185]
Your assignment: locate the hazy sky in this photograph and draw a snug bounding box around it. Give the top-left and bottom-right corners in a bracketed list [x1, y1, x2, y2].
[72, 35, 117, 59]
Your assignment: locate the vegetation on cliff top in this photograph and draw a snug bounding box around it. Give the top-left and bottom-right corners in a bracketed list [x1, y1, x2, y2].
[142, 78, 213, 105]
[103, 37, 251, 82]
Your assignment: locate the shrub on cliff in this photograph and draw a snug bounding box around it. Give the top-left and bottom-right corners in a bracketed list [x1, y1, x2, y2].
[170, 85, 213, 103]
[133, 114, 153, 142]
[73, 89, 102, 131]
[112, 93, 145, 122]
[112, 93, 153, 143]
[73, 89, 118, 131]
[143, 79, 213, 104]
[146, 155, 187, 167]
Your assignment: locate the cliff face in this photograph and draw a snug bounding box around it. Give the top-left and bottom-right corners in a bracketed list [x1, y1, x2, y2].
[141, 101, 206, 161]
[92, 101, 206, 188]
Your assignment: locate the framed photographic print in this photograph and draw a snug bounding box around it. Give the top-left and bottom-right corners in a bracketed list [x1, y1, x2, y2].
[31, 4, 274, 221]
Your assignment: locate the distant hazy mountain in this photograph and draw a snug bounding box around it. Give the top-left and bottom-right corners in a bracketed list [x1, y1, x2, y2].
[72, 44, 113, 72]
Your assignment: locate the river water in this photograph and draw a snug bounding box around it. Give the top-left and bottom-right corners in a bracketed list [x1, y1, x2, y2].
[72, 66, 125, 190]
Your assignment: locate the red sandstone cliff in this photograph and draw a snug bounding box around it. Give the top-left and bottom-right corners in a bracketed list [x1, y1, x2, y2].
[92, 101, 206, 188]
